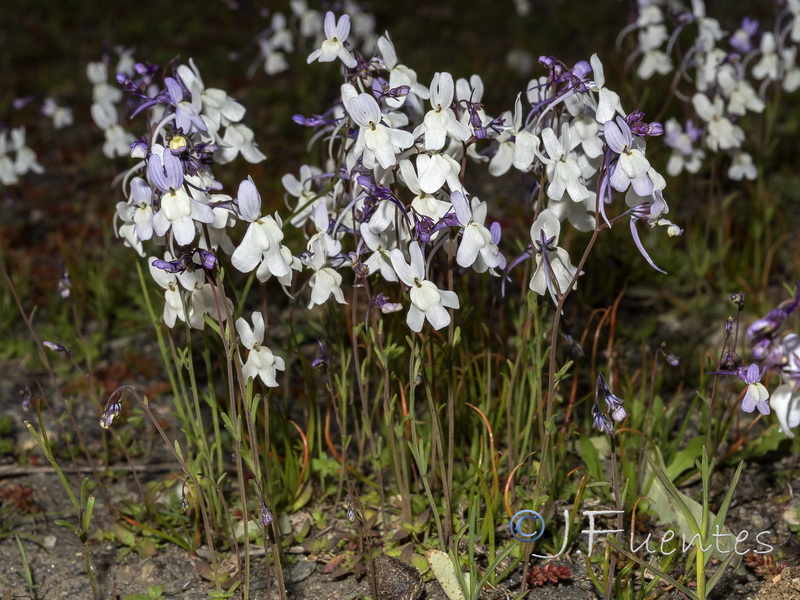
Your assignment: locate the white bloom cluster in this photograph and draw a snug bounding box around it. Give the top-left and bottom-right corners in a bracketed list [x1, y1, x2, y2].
[87, 49, 136, 158]
[624, 0, 800, 181]
[106, 13, 682, 388]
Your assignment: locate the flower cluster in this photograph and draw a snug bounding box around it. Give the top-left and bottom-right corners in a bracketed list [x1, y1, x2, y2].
[747, 285, 800, 436]
[623, 0, 800, 181]
[103, 8, 684, 396]
[87, 50, 136, 158]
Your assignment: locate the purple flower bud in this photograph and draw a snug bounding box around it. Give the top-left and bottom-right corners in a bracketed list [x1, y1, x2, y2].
[198, 249, 216, 270]
[152, 258, 185, 274]
[596, 373, 627, 425]
[539, 55, 556, 69]
[99, 399, 122, 430]
[43, 341, 69, 354]
[312, 339, 328, 369]
[130, 137, 149, 159]
[261, 501, 273, 527]
[375, 293, 402, 314]
[592, 403, 615, 435]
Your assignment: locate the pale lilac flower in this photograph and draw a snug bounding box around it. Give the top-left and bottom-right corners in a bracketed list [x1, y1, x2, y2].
[605, 116, 654, 196]
[126, 177, 154, 240]
[149, 145, 214, 246]
[306, 11, 357, 68]
[236, 311, 285, 387]
[390, 242, 459, 332]
[730, 17, 758, 53]
[165, 76, 206, 134]
[738, 364, 770, 415]
[664, 119, 704, 176]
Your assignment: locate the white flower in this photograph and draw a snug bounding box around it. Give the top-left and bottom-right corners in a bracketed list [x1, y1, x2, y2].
[752, 32, 780, 82]
[692, 94, 744, 151]
[376, 33, 429, 110]
[231, 177, 292, 280]
[451, 191, 502, 270]
[149, 254, 188, 327]
[398, 158, 452, 223]
[414, 72, 472, 151]
[529, 210, 578, 302]
[360, 223, 398, 281]
[306, 11, 357, 69]
[0, 132, 18, 185]
[390, 242, 459, 332]
[216, 123, 266, 164]
[537, 124, 591, 202]
[179, 269, 233, 330]
[177, 58, 246, 133]
[90, 102, 134, 158]
[283, 164, 324, 227]
[87, 61, 123, 105]
[10, 128, 44, 176]
[728, 152, 756, 181]
[590, 54, 624, 124]
[771, 384, 800, 437]
[489, 94, 539, 175]
[343, 86, 413, 169]
[42, 98, 73, 129]
[307, 237, 346, 309]
[236, 311, 285, 387]
[605, 117, 654, 196]
[128, 177, 154, 240]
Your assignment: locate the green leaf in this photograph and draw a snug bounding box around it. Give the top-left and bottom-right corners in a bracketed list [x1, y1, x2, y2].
[666, 436, 706, 481]
[54, 519, 79, 535]
[579, 435, 603, 482]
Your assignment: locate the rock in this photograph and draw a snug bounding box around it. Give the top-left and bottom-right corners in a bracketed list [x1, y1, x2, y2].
[367, 554, 423, 600]
[754, 566, 800, 600]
